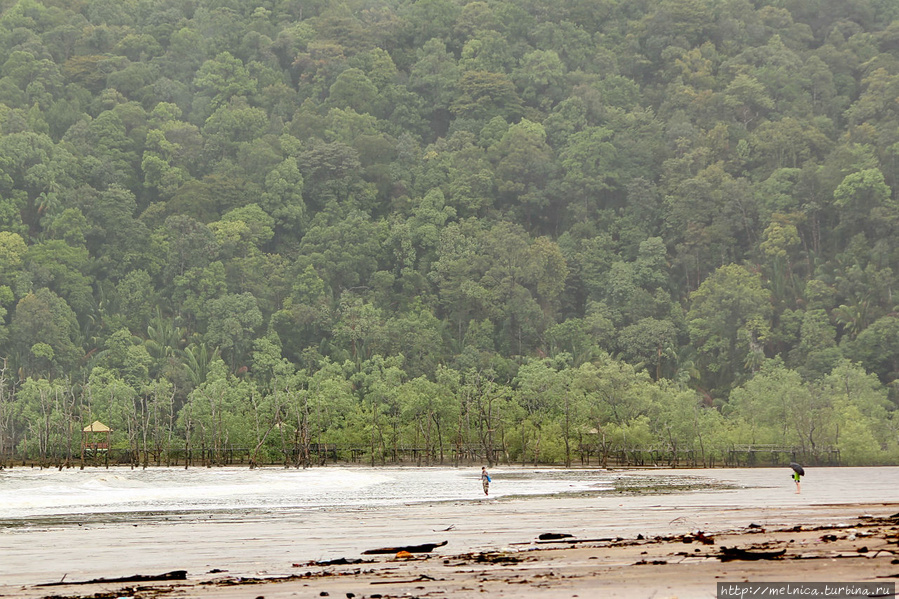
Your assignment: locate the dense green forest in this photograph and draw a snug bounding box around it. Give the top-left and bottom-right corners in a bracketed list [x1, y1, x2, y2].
[0, 0, 898, 467]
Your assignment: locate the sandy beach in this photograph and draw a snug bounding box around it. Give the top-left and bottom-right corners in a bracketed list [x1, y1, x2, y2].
[1, 467, 898, 598]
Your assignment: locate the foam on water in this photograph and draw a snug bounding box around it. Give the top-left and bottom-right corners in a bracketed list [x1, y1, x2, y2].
[0, 466, 610, 520]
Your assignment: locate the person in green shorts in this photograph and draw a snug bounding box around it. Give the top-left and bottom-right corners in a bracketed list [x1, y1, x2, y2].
[790, 462, 804, 494]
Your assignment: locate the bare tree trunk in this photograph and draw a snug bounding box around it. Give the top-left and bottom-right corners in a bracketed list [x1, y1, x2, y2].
[251, 410, 282, 469]
[279, 388, 290, 468]
[39, 388, 51, 468]
[454, 395, 465, 467]
[0, 359, 9, 467]
[140, 392, 150, 469]
[563, 392, 571, 468]
[301, 392, 311, 468]
[433, 413, 444, 465]
[62, 384, 77, 469]
[369, 396, 377, 467]
[165, 388, 175, 467]
[598, 425, 609, 469]
[184, 400, 193, 469]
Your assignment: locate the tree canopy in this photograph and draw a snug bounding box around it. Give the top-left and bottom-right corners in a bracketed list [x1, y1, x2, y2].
[0, 0, 898, 466]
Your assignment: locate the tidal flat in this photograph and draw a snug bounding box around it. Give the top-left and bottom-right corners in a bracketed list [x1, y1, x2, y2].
[1, 466, 897, 598]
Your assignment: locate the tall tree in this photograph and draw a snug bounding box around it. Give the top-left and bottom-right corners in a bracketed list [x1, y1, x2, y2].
[687, 264, 772, 395]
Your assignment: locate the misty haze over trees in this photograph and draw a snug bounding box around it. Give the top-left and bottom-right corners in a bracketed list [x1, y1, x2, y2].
[0, 0, 898, 466]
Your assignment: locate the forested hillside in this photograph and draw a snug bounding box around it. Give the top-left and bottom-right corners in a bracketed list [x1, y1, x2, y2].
[1, 0, 898, 466]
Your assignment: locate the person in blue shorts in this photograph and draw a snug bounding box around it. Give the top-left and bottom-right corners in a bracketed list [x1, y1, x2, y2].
[481, 466, 491, 496]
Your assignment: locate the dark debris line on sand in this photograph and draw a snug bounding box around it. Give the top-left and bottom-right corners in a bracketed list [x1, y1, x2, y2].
[36, 570, 188, 587]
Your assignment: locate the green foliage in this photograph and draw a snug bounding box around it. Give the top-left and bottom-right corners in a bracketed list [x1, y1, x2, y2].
[0, 0, 897, 465]
[688, 264, 772, 394]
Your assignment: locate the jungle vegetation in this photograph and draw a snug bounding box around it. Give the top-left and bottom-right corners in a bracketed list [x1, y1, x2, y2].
[1, 0, 898, 466]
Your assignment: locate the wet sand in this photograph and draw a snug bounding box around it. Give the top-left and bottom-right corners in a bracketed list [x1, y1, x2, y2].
[2, 467, 898, 598]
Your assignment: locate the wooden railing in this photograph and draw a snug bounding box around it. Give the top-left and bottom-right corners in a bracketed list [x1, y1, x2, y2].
[3, 442, 842, 468]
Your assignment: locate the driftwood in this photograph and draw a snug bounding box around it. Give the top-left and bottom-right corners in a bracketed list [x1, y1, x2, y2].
[363, 540, 448, 555]
[452, 551, 523, 564]
[717, 546, 786, 561]
[535, 536, 615, 545]
[37, 570, 188, 587]
[538, 532, 573, 540]
[306, 557, 370, 566]
[371, 575, 437, 584]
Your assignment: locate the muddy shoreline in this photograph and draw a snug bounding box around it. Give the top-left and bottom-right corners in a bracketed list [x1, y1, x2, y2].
[3, 504, 898, 599]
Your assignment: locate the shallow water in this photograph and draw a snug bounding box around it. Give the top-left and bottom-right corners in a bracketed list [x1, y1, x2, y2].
[0, 466, 627, 521]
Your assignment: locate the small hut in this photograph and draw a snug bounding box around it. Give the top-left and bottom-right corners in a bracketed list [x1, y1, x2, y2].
[81, 420, 111, 461]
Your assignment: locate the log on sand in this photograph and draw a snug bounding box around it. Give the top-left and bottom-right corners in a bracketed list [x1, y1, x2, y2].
[363, 540, 448, 555]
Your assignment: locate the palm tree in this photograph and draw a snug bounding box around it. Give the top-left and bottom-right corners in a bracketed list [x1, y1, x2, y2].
[181, 342, 221, 387]
[833, 299, 869, 339]
[145, 307, 186, 377]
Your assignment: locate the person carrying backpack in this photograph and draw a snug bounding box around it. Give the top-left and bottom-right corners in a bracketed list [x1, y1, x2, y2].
[480, 466, 491, 496]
